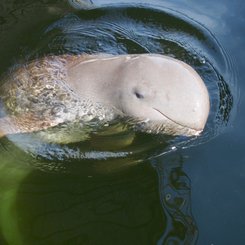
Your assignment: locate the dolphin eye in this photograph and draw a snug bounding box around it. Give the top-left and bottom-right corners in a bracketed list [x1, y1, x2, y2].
[133, 89, 144, 99]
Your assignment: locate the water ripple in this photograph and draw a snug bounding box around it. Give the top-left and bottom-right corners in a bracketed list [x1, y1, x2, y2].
[1, 5, 237, 170]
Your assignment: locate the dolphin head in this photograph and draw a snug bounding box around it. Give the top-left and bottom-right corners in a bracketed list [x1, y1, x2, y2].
[114, 54, 210, 136]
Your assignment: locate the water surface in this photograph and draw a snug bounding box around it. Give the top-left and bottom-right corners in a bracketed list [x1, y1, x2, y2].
[0, 0, 244, 244]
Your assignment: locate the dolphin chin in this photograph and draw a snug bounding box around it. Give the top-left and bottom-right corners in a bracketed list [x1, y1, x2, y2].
[133, 116, 202, 137]
[153, 108, 203, 136]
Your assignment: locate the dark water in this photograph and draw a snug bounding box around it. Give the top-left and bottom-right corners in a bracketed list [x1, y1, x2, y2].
[0, 0, 244, 244]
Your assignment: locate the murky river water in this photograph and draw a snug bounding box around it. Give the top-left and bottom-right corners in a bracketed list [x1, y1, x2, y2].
[0, 0, 244, 244]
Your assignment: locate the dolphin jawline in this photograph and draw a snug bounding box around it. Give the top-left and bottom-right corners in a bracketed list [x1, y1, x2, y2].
[153, 108, 201, 134]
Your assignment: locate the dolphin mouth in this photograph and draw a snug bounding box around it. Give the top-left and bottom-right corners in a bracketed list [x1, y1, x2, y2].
[153, 108, 202, 136]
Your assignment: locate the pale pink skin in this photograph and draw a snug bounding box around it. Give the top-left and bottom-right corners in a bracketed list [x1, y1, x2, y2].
[67, 54, 210, 136]
[0, 54, 210, 138]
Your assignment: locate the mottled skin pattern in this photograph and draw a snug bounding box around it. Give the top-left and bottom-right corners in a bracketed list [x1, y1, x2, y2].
[0, 55, 116, 141]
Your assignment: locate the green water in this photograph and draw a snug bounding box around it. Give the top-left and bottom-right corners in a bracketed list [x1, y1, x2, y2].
[0, 0, 244, 244]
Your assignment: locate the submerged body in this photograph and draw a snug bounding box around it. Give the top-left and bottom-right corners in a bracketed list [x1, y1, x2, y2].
[0, 54, 210, 142]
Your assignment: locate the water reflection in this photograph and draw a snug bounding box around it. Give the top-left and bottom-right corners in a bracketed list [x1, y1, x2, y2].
[153, 155, 198, 244]
[0, 153, 197, 245]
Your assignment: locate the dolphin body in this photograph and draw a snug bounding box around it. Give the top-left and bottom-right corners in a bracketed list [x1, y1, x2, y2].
[0, 54, 210, 143]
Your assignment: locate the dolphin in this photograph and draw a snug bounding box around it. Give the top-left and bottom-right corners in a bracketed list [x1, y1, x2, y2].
[0, 54, 210, 142]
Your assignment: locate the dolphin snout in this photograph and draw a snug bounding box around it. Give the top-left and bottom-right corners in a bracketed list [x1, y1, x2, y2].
[151, 57, 210, 136]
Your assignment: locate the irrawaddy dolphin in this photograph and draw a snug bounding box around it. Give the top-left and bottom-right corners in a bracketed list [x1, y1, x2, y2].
[0, 54, 210, 143]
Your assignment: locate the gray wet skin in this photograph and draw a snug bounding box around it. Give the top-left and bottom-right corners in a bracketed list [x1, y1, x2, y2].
[0, 54, 210, 139]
